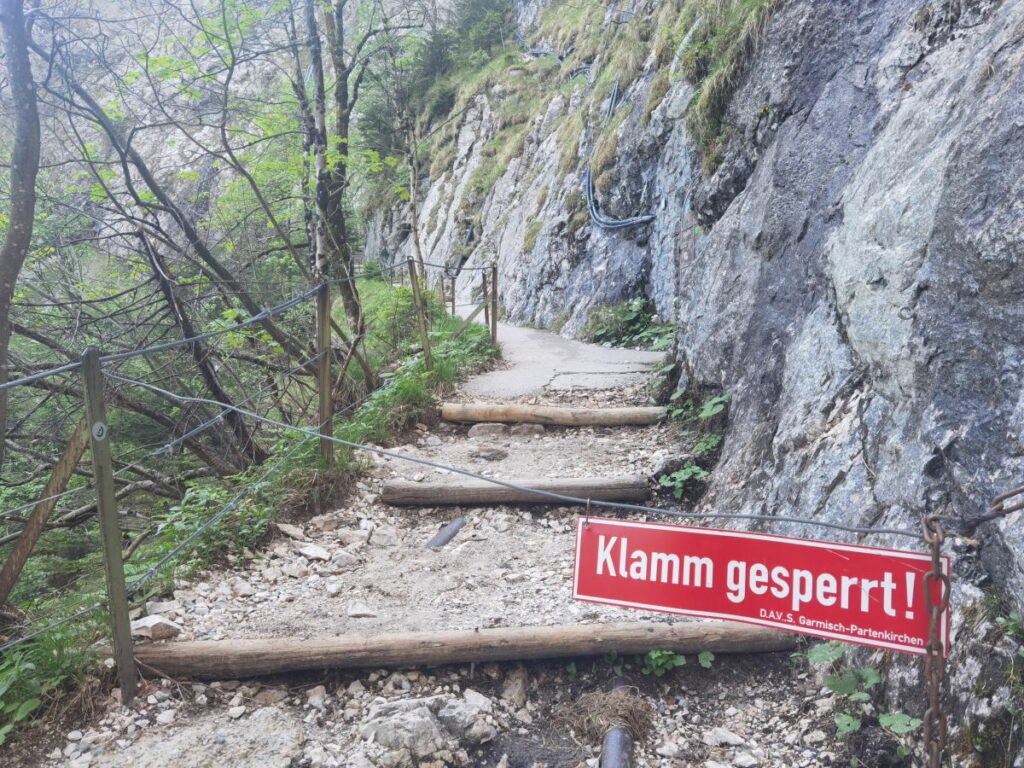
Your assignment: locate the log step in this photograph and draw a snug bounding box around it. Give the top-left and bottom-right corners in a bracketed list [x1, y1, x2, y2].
[441, 402, 666, 427]
[132, 621, 797, 679]
[381, 475, 649, 506]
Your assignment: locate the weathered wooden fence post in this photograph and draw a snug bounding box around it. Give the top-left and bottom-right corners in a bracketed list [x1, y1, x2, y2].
[407, 258, 433, 371]
[316, 281, 334, 464]
[81, 348, 137, 704]
[490, 263, 498, 345]
[481, 272, 490, 328]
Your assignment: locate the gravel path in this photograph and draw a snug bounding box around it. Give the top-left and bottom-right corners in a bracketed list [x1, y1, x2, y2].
[29, 356, 853, 768]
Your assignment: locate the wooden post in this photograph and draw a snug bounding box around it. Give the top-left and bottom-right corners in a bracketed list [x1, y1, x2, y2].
[481, 272, 489, 327]
[316, 282, 334, 464]
[406, 259, 433, 371]
[490, 263, 498, 345]
[81, 348, 137, 704]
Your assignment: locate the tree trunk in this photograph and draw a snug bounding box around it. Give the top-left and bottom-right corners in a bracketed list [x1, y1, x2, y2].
[0, 0, 41, 470]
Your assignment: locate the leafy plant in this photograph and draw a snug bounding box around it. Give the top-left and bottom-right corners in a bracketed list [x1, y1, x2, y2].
[805, 641, 922, 747]
[0, 623, 96, 746]
[658, 463, 709, 499]
[642, 649, 686, 677]
[694, 433, 723, 460]
[698, 651, 715, 669]
[604, 651, 626, 676]
[698, 394, 732, 419]
[996, 611, 1023, 637]
[582, 298, 674, 351]
[667, 391, 732, 424]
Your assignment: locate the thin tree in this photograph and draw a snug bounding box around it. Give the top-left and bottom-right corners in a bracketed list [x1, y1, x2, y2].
[0, 0, 41, 470]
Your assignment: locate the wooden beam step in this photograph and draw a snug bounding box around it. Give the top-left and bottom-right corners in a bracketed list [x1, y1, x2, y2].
[441, 402, 666, 427]
[381, 476, 649, 506]
[132, 621, 797, 679]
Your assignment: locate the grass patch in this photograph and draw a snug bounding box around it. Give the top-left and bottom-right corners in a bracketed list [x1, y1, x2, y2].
[523, 220, 543, 253]
[676, 0, 783, 169]
[644, 71, 672, 126]
[591, 107, 628, 194]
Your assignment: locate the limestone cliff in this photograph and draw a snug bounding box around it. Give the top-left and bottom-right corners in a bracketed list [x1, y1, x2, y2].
[366, 1, 1024, 760]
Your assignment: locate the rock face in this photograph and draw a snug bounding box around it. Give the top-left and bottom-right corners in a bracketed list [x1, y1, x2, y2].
[365, 0, 1024, 760]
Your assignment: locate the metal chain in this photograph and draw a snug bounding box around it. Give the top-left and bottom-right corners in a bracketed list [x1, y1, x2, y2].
[922, 513, 950, 767]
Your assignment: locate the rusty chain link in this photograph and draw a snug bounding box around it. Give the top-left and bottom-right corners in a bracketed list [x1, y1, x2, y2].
[921, 513, 950, 768]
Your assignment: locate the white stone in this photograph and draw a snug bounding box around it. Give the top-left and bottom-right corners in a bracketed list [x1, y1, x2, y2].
[130, 615, 182, 640]
[462, 689, 493, 713]
[656, 742, 681, 757]
[228, 706, 246, 719]
[325, 581, 344, 597]
[372, 526, 400, 546]
[281, 562, 309, 579]
[306, 685, 328, 710]
[276, 522, 309, 541]
[347, 601, 377, 618]
[336, 529, 370, 546]
[733, 752, 759, 767]
[702, 727, 746, 747]
[156, 710, 175, 725]
[298, 543, 331, 561]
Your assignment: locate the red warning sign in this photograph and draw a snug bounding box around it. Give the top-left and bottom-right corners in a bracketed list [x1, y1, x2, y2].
[573, 518, 949, 656]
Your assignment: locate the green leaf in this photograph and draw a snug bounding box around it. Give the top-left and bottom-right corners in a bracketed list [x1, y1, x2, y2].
[824, 671, 859, 696]
[698, 651, 715, 669]
[806, 641, 846, 666]
[879, 712, 922, 735]
[856, 667, 881, 690]
[848, 692, 871, 702]
[13, 698, 40, 722]
[834, 713, 862, 737]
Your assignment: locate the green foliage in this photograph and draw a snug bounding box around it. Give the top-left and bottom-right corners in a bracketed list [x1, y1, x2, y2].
[604, 651, 626, 676]
[155, 483, 273, 574]
[659, 463, 709, 499]
[834, 712, 862, 738]
[644, 71, 672, 126]
[0, 622, 97, 745]
[996, 611, 1023, 637]
[642, 649, 686, 677]
[666, 390, 731, 423]
[698, 394, 731, 419]
[698, 650, 715, 669]
[582, 298, 674, 350]
[806, 640, 846, 666]
[694, 433, 723, 460]
[565, 661, 579, 681]
[879, 712, 923, 736]
[804, 641, 922, 746]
